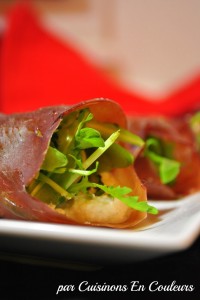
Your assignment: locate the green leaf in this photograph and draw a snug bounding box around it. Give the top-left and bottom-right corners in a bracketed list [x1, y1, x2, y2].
[68, 154, 83, 169]
[98, 185, 133, 198]
[145, 138, 162, 157]
[55, 111, 79, 154]
[64, 130, 121, 189]
[131, 201, 158, 214]
[75, 111, 105, 149]
[98, 143, 134, 171]
[119, 127, 144, 147]
[41, 146, 68, 173]
[68, 179, 158, 215]
[145, 137, 180, 184]
[75, 128, 105, 149]
[82, 130, 121, 170]
[76, 110, 93, 133]
[159, 159, 180, 184]
[95, 184, 158, 214]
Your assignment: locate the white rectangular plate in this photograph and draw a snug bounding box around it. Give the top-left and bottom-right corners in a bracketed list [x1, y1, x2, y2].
[0, 192, 200, 267]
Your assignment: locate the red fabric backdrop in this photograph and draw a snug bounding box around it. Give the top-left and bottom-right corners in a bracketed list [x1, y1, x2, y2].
[0, 2, 200, 115]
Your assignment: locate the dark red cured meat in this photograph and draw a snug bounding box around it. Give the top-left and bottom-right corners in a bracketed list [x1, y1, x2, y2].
[128, 114, 200, 199]
[0, 99, 147, 227]
[0, 99, 127, 185]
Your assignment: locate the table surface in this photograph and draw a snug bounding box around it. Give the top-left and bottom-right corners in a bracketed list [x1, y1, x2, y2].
[0, 236, 199, 300]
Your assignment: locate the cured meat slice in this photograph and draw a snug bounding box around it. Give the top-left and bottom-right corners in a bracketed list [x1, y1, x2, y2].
[0, 99, 153, 228]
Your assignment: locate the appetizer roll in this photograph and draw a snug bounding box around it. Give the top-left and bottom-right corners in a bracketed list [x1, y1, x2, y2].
[128, 114, 200, 200]
[0, 99, 157, 228]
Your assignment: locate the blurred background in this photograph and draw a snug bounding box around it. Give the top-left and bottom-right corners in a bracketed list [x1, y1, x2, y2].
[0, 0, 200, 106]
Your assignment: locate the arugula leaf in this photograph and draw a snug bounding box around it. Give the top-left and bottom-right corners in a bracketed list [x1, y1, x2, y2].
[64, 130, 121, 189]
[159, 158, 180, 184]
[68, 178, 158, 214]
[75, 111, 105, 149]
[75, 128, 105, 149]
[41, 146, 68, 173]
[97, 143, 134, 172]
[90, 184, 158, 214]
[145, 137, 180, 184]
[76, 110, 93, 132]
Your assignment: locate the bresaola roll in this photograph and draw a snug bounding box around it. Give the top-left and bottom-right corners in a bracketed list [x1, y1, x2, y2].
[128, 114, 200, 199]
[0, 99, 157, 228]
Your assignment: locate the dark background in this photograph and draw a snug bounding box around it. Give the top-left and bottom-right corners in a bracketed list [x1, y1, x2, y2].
[0, 236, 199, 300]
